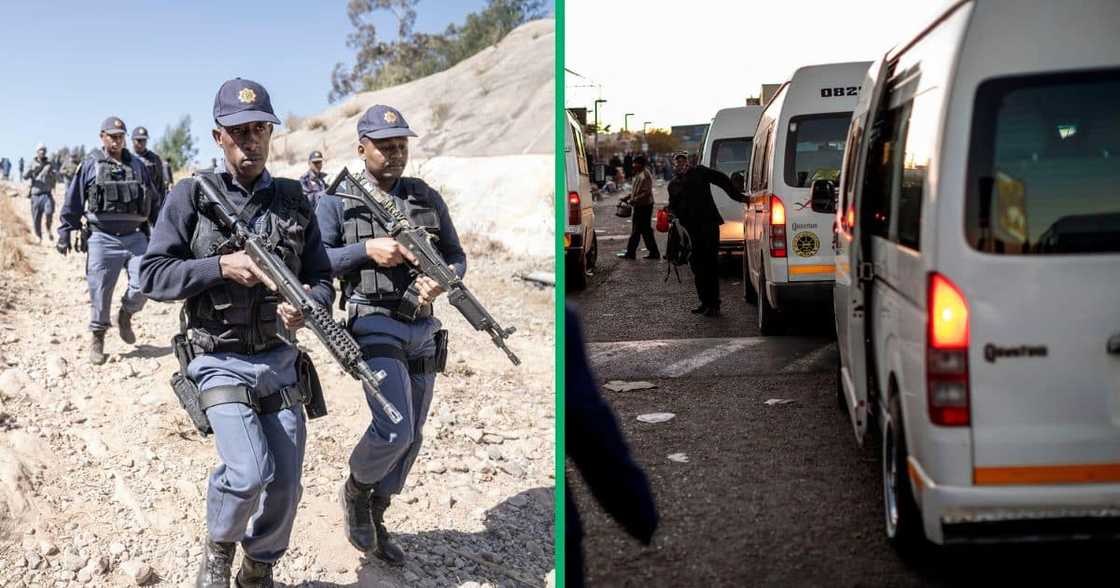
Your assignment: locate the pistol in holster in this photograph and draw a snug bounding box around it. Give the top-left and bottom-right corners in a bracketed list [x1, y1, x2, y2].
[170, 332, 211, 435]
[296, 350, 327, 419]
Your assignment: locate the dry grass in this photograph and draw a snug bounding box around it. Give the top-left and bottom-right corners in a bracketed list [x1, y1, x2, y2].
[0, 191, 33, 276]
[306, 117, 328, 131]
[431, 102, 451, 129]
[285, 113, 305, 131]
[341, 101, 363, 118]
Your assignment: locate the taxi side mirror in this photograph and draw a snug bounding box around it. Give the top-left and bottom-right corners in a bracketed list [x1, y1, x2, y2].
[811, 179, 837, 214]
[730, 170, 746, 193]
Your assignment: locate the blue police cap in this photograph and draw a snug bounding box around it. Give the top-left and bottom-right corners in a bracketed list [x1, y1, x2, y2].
[357, 105, 418, 141]
[308, 150, 324, 162]
[213, 78, 281, 127]
[132, 126, 149, 139]
[101, 116, 127, 135]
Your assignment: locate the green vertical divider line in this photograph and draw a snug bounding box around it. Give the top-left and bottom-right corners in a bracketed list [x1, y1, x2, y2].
[554, 0, 566, 585]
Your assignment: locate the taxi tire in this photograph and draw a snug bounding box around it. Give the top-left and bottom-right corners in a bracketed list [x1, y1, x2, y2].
[743, 249, 758, 304]
[757, 268, 784, 336]
[835, 360, 846, 411]
[586, 233, 598, 271]
[566, 251, 587, 291]
[883, 392, 924, 554]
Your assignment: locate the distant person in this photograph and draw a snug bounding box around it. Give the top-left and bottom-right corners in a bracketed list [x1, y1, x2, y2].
[130, 126, 169, 213]
[618, 155, 659, 260]
[56, 116, 159, 364]
[623, 151, 634, 180]
[18, 157, 24, 179]
[609, 153, 622, 180]
[61, 153, 80, 189]
[566, 306, 657, 588]
[0, 157, 10, 181]
[299, 150, 328, 207]
[666, 152, 744, 317]
[24, 144, 58, 242]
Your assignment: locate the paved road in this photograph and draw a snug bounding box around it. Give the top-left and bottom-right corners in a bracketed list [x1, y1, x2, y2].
[566, 184, 1114, 586]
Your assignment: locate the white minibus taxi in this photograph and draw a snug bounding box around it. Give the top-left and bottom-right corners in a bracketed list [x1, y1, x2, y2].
[831, 0, 1120, 550]
[743, 61, 871, 334]
[699, 106, 763, 250]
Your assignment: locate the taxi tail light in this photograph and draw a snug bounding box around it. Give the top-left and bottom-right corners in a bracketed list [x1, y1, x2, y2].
[568, 191, 581, 226]
[769, 195, 787, 258]
[927, 273, 970, 427]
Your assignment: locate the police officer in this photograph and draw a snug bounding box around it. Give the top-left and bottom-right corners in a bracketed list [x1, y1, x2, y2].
[24, 144, 57, 242]
[299, 150, 327, 207]
[61, 153, 80, 190]
[316, 104, 465, 565]
[57, 117, 158, 364]
[139, 78, 333, 587]
[18, 156, 24, 179]
[666, 152, 744, 317]
[131, 126, 169, 206]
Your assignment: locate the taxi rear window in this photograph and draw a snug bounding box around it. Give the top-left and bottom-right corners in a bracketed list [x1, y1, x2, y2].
[965, 69, 1120, 254]
[784, 113, 852, 188]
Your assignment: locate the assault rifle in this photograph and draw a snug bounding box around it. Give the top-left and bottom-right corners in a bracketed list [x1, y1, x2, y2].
[326, 168, 521, 366]
[195, 174, 403, 424]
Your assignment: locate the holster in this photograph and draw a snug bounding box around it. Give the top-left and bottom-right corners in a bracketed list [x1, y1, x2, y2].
[76, 227, 90, 253]
[297, 350, 327, 419]
[432, 329, 449, 373]
[170, 333, 211, 435]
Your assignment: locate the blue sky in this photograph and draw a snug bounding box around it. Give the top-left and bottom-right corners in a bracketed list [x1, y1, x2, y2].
[0, 0, 551, 166]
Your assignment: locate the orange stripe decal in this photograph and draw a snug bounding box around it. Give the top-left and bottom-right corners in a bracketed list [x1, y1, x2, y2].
[908, 460, 924, 495]
[789, 264, 835, 275]
[974, 463, 1120, 485]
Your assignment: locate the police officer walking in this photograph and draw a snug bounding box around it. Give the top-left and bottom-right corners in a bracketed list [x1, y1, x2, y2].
[316, 104, 465, 566]
[24, 144, 58, 242]
[666, 152, 744, 317]
[299, 150, 327, 208]
[139, 78, 333, 587]
[131, 126, 169, 206]
[57, 117, 158, 364]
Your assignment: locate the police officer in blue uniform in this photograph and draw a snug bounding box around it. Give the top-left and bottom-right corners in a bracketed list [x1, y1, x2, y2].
[25, 144, 58, 243]
[131, 126, 169, 204]
[299, 150, 327, 207]
[139, 78, 334, 587]
[316, 104, 466, 565]
[57, 116, 159, 365]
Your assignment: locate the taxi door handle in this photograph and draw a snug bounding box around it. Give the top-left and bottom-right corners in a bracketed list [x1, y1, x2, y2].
[1108, 334, 1120, 355]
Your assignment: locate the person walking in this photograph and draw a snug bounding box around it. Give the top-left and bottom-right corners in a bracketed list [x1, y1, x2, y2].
[618, 155, 659, 260]
[666, 153, 744, 317]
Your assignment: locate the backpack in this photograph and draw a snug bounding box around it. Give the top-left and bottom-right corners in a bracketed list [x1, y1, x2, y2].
[664, 219, 691, 283]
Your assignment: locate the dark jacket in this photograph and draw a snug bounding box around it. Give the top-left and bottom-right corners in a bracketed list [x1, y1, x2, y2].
[666, 164, 744, 229]
[566, 306, 657, 580]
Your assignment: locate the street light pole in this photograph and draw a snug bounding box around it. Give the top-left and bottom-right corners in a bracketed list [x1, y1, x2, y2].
[624, 113, 635, 133]
[642, 121, 651, 134]
[593, 98, 607, 159]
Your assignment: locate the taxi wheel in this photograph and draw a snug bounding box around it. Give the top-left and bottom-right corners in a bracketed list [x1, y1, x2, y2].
[742, 249, 758, 304]
[757, 268, 784, 335]
[883, 391, 924, 553]
[566, 251, 587, 291]
[586, 233, 598, 271]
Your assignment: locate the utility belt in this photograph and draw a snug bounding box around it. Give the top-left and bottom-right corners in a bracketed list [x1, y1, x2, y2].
[184, 327, 287, 356]
[168, 332, 327, 437]
[347, 294, 433, 324]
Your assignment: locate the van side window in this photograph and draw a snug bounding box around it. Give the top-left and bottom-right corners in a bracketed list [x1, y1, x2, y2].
[840, 119, 862, 232]
[861, 107, 903, 238]
[572, 122, 589, 175]
[896, 90, 942, 250]
[750, 122, 772, 192]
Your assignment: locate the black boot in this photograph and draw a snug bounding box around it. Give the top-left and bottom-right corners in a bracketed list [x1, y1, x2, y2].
[703, 305, 722, 317]
[369, 495, 405, 566]
[690, 304, 707, 314]
[235, 555, 273, 588]
[196, 540, 235, 588]
[90, 331, 107, 365]
[339, 475, 377, 553]
[117, 308, 136, 344]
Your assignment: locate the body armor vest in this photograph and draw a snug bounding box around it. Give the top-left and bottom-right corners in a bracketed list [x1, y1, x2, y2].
[85, 149, 150, 224]
[339, 176, 442, 304]
[135, 150, 162, 190]
[184, 174, 312, 353]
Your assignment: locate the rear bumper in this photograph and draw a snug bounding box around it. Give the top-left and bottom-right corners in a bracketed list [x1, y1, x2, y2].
[766, 280, 833, 309]
[910, 459, 1120, 544]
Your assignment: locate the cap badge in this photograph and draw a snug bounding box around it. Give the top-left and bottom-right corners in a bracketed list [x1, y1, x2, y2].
[383, 111, 399, 124]
[114, 119, 123, 128]
[238, 88, 257, 104]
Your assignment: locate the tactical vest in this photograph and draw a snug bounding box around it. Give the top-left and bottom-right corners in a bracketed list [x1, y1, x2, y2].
[339, 176, 442, 305]
[184, 174, 312, 354]
[135, 150, 161, 189]
[84, 149, 150, 224]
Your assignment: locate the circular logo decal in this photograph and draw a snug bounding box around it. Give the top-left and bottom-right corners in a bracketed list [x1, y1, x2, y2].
[238, 88, 257, 104]
[793, 231, 820, 258]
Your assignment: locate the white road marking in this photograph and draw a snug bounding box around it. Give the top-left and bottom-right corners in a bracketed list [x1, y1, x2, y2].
[781, 342, 838, 373]
[662, 338, 756, 378]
